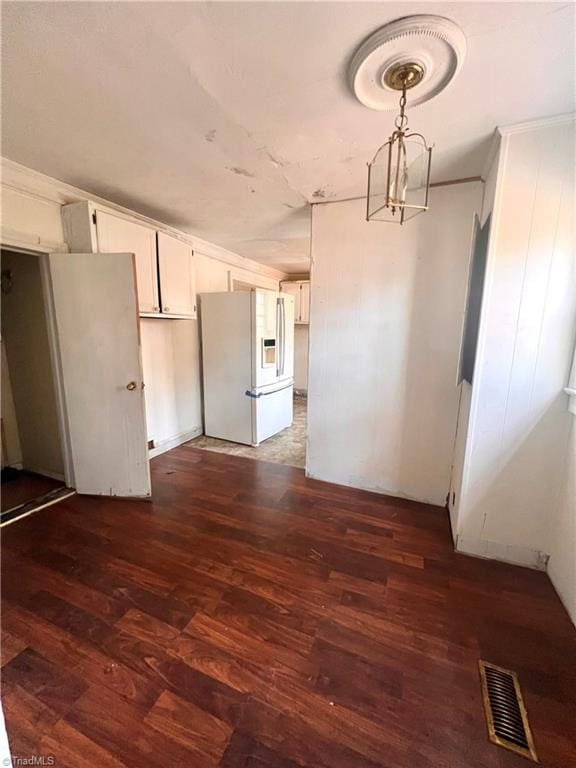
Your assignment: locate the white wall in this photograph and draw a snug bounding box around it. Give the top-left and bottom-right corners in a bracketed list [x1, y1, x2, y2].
[1, 160, 285, 459]
[294, 325, 309, 392]
[142, 254, 280, 454]
[548, 422, 576, 623]
[307, 183, 482, 505]
[1, 250, 64, 478]
[455, 118, 576, 573]
[195, 252, 280, 294]
[140, 319, 203, 454]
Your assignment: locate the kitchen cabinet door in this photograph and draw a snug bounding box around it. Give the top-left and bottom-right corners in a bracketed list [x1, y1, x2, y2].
[299, 282, 310, 324]
[157, 232, 196, 317]
[95, 210, 159, 314]
[280, 281, 301, 320]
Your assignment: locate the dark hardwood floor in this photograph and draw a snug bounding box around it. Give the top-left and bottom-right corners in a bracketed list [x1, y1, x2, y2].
[1, 446, 575, 767]
[1, 471, 64, 512]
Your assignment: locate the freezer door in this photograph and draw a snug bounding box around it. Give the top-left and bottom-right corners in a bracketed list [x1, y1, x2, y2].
[252, 289, 281, 389]
[252, 382, 293, 445]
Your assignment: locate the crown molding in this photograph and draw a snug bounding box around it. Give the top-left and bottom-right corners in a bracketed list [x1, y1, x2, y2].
[497, 112, 575, 137]
[0, 158, 288, 280]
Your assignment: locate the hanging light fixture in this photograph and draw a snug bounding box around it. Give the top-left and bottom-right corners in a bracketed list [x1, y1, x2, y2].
[349, 16, 467, 224]
[366, 62, 432, 223]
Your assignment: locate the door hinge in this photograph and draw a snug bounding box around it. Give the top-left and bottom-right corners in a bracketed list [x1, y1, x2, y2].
[92, 211, 97, 225]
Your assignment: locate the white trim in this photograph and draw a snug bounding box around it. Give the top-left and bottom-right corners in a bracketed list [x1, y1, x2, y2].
[38, 253, 76, 488]
[497, 112, 575, 137]
[456, 535, 549, 571]
[1, 158, 288, 281]
[548, 554, 576, 626]
[481, 130, 501, 181]
[0, 489, 76, 528]
[148, 426, 203, 459]
[0, 226, 68, 254]
[139, 312, 195, 320]
[455, 132, 509, 541]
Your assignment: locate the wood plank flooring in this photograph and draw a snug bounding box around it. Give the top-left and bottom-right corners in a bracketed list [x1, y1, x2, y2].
[1, 471, 64, 512]
[2, 446, 575, 767]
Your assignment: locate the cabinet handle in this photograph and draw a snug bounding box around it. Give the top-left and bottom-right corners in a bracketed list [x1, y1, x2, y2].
[153, 306, 159, 312]
[164, 306, 170, 312]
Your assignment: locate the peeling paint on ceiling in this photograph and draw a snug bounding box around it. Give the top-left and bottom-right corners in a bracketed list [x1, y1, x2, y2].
[1, 2, 574, 273]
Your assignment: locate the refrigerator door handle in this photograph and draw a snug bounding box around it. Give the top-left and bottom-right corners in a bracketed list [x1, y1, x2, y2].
[275, 298, 282, 378]
[245, 381, 292, 398]
[281, 298, 286, 376]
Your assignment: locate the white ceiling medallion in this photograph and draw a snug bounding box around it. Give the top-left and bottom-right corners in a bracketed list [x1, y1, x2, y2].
[349, 15, 467, 111]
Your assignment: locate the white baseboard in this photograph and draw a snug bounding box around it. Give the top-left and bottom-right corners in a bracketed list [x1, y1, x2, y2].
[1, 462, 23, 471]
[456, 535, 549, 571]
[547, 558, 576, 627]
[148, 427, 203, 459]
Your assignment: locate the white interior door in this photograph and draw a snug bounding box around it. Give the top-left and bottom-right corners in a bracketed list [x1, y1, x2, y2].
[48, 252, 151, 497]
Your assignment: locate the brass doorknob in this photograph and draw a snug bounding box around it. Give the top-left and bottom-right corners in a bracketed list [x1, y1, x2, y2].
[126, 381, 137, 391]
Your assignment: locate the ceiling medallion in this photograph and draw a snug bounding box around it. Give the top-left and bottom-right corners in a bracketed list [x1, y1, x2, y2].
[349, 15, 466, 224]
[349, 15, 467, 111]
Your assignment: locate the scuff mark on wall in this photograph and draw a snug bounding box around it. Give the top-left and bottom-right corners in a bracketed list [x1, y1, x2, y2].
[312, 188, 326, 199]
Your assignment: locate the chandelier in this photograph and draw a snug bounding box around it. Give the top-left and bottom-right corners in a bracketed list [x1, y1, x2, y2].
[366, 62, 432, 224]
[348, 16, 467, 225]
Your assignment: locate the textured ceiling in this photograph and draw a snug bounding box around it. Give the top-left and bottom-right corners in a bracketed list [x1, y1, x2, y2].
[2, 2, 575, 272]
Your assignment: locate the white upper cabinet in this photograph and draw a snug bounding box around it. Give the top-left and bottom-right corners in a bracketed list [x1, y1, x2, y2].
[157, 232, 196, 318]
[299, 282, 310, 324]
[62, 202, 196, 319]
[95, 211, 159, 314]
[280, 280, 310, 324]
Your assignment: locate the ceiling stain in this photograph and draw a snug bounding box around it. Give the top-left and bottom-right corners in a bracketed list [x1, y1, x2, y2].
[227, 166, 256, 178]
[204, 129, 217, 142]
[264, 150, 287, 168]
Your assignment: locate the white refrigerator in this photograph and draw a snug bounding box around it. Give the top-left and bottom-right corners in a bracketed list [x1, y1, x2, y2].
[200, 290, 295, 446]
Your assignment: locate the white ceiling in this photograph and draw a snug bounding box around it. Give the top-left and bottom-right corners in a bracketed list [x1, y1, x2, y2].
[2, 2, 575, 273]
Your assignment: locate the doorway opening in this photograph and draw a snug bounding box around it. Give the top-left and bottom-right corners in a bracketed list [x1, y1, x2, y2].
[1, 248, 72, 525]
[189, 282, 309, 470]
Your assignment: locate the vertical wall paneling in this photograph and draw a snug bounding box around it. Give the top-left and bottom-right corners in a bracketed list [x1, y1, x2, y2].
[455, 118, 576, 580]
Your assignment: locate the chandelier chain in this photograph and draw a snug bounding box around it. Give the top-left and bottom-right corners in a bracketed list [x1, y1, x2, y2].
[394, 85, 409, 131]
